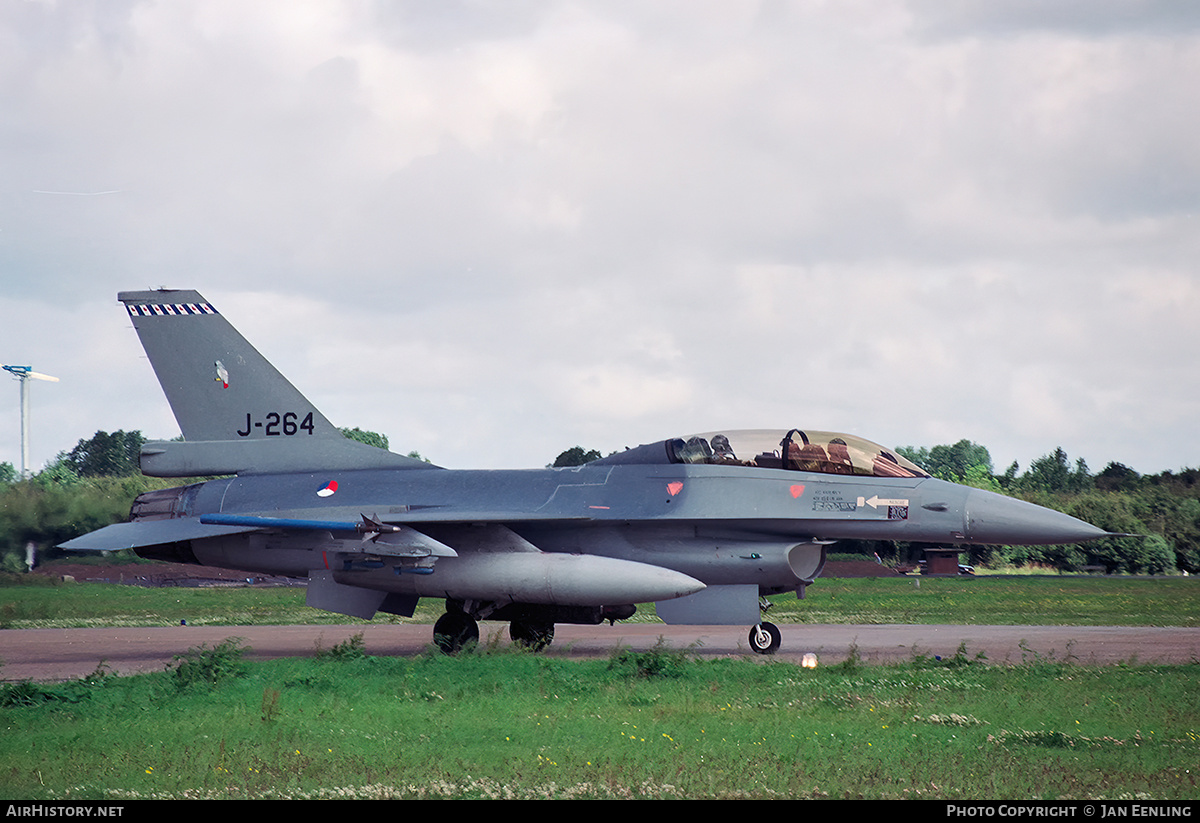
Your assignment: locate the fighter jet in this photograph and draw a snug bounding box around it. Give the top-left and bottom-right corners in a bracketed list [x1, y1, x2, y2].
[62, 289, 1111, 654]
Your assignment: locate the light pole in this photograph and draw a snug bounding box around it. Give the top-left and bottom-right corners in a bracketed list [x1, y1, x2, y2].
[2, 365, 59, 478]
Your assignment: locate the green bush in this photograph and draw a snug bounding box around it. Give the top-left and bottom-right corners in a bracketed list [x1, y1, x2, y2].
[606, 637, 695, 678]
[169, 637, 248, 690]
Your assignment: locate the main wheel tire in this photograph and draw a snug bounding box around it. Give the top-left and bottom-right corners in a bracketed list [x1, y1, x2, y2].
[510, 620, 555, 651]
[748, 621, 782, 655]
[433, 611, 480, 654]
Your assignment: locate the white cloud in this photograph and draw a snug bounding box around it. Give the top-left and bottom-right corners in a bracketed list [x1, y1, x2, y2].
[0, 1, 1196, 475]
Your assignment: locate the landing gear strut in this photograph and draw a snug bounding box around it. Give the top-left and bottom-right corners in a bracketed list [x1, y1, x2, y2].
[748, 621, 781, 655]
[748, 594, 781, 655]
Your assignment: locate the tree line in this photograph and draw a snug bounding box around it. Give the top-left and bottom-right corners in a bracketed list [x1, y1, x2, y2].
[1, 432, 1196, 574]
[892, 440, 1193, 574]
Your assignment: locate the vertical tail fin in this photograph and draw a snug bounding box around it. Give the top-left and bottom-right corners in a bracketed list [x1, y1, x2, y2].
[119, 289, 339, 442]
[120, 289, 428, 475]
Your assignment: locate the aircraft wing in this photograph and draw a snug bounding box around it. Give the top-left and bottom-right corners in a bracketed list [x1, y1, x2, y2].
[198, 510, 592, 528]
[58, 509, 590, 554]
[196, 513, 591, 556]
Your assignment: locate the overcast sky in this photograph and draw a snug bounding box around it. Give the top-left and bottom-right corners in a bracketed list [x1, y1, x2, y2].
[1, 1, 1197, 476]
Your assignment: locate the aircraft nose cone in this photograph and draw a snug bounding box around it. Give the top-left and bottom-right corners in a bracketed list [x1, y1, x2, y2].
[964, 489, 1108, 545]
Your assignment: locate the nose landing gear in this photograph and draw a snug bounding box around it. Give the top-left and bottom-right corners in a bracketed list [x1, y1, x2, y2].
[748, 621, 782, 654]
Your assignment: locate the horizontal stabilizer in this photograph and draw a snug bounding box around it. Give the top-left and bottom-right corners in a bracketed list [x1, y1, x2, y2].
[59, 518, 255, 551]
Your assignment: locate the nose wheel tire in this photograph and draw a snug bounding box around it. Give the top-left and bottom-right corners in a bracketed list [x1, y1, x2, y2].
[749, 621, 782, 655]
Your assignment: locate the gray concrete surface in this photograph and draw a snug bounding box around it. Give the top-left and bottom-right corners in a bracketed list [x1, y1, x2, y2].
[2, 622, 1197, 681]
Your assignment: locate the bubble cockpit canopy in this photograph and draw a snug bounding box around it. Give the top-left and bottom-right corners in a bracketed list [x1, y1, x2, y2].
[593, 429, 928, 479]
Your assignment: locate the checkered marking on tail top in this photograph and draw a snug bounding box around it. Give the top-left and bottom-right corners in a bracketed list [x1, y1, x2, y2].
[127, 302, 216, 317]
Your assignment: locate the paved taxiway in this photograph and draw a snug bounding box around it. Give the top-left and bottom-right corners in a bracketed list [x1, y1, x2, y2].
[2, 623, 1197, 681]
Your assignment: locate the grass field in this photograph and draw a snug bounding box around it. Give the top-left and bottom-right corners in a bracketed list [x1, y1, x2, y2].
[1, 638, 1197, 800]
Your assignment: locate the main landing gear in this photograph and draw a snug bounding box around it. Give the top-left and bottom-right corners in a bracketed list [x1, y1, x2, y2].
[509, 620, 555, 651]
[433, 598, 783, 656]
[432, 601, 557, 654]
[433, 610, 479, 654]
